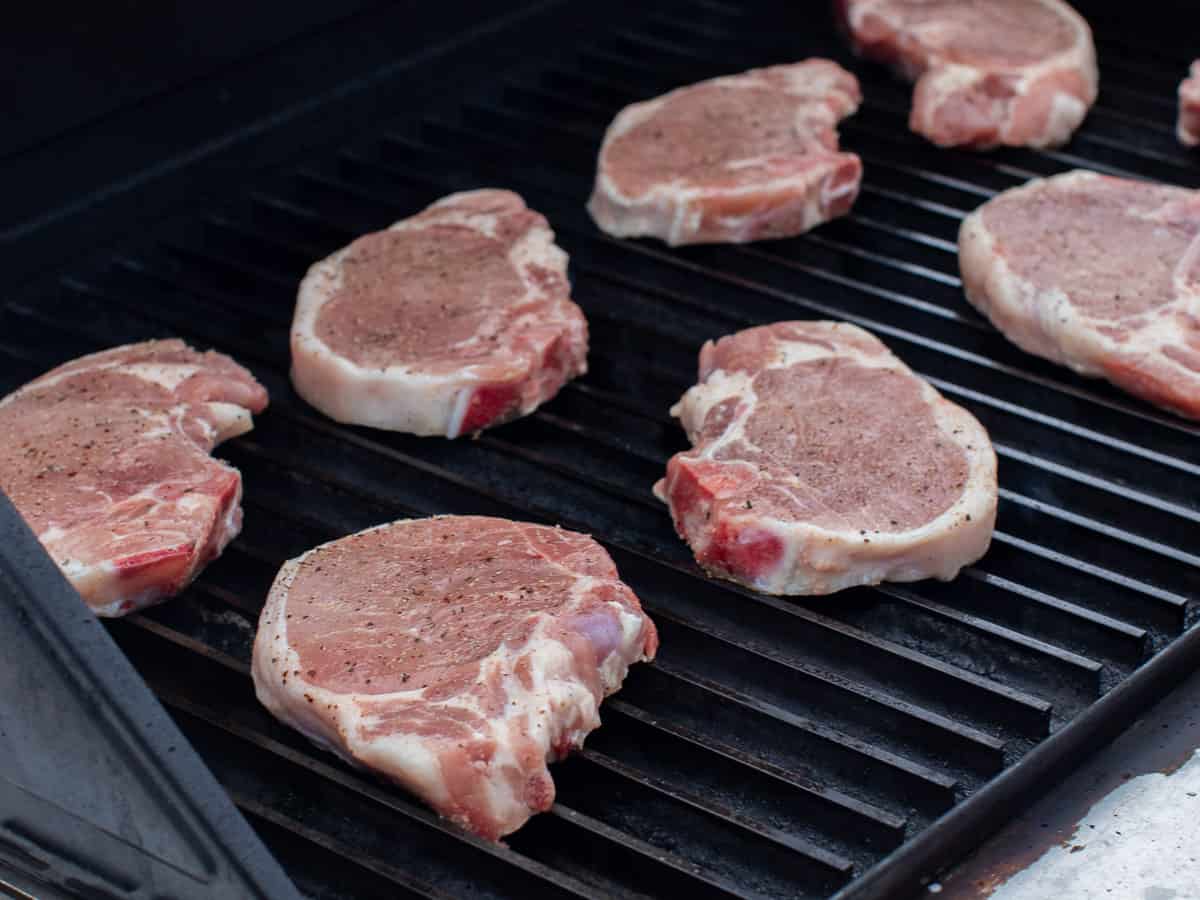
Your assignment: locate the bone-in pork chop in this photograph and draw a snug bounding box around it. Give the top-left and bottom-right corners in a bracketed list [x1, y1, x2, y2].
[838, 0, 1097, 148]
[655, 322, 997, 595]
[588, 61, 863, 246]
[1179, 61, 1200, 147]
[291, 189, 588, 437]
[252, 515, 658, 840]
[0, 340, 268, 616]
[959, 171, 1200, 419]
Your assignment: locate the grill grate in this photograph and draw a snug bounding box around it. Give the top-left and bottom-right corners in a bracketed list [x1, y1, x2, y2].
[5, 2, 1200, 897]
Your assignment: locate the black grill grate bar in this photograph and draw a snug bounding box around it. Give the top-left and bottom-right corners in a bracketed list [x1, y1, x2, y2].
[576, 747, 857, 880]
[384, 117, 1200, 450]
[233, 800, 455, 900]
[987, 530, 1188, 618]
[994, 442, 1200, 524]
[997, 486, 1200, 569]
[1091, 93, 1180, 135]
[645, 658, 959, 806]
[754, 231, 968, 291]
[870, 589, 1101, 699]
[737, 241, 984, 329]
[536, 805, 752, 900]
[958, 568, 1145, 650]
[648, 613, 1017, 757]
[857, 101, 1190, 185]
[600, 697, 909, 844]
[1077, 126, 1199, 168]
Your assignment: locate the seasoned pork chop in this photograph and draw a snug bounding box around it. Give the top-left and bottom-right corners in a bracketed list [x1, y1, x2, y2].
[959, 171, 1200, 419]
[655, 322, 997, 595]
[252, 515, 658, 840]
[0, 340, 268, 616]
[838, 0, 1097, 148]
[588, 61, 862, 246]
[291, 190, 588, 437]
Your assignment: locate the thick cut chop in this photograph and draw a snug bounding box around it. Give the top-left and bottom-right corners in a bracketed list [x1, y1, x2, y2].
[291, 190, 588, 437]
[655, 322, 997, 595]
[0, 340, 268, 616]
[252, 515, 658, 840]
[959, 171, 1200, 420]
[838, 0, 1097, 148]
[1179, 61, 1200, 147]
[588, 61, 863, 246]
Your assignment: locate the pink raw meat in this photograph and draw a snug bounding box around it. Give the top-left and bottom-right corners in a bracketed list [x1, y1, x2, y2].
[252, 515, 658, 840]
[588, 61, 862, 246]
[0, 340, 268, 616]
[838, 0, 1097, 148]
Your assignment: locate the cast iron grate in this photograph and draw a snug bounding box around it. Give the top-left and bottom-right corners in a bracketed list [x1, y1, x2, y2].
[3, 2, 1198, 898]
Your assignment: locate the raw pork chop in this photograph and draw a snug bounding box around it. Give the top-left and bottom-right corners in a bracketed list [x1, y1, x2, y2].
[0, 340, 268, 616]
[1179, 61, 1200, 147]
[587, 61, 863, 246]
[959, 171, 1200, 419]
[291, 189, 588, 437]
[252, 515, 658, 840]
[655, 322, 997, 595]
[838, 0, 1097, 148]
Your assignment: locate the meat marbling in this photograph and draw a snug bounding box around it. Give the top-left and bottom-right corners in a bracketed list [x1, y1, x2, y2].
[838, 0, 1097, 148]
[252, 515, 658, 840]
[960, 171, 1200, 420]
[588, 61, 863, 246]
[0, 340, 268, 616]
[655, 322, 997, 595]
[1179, 61, 1200, 147]
[291, 189, 588, 437]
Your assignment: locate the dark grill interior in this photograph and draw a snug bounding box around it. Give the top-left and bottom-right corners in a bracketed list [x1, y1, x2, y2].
[4, 2, 1199, 898]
